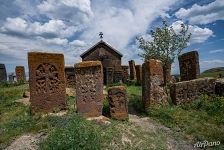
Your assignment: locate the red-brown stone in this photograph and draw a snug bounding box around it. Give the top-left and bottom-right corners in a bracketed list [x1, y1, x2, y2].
[108, 86, 128, 120]
[142, 59, 167, 110]
[75, 61, 104, 117]
[28, 52, 66, 113]
[15, 66, 26, 82]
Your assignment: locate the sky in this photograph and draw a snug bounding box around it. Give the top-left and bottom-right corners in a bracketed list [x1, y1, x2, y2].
[0, 0, 223, 75]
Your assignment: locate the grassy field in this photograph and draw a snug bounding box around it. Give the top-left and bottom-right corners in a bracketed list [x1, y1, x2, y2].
[0, 83, 224, 149]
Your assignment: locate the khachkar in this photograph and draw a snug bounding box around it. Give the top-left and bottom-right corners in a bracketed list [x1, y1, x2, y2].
[0, 64, 7, 82]
[15, 66, 26, 82]
[106, 67, 114, 85]
[142, 59, 167, 110]
[75, 61, 103, 117]
[65, 66, 75, 88]
[135, 65, 142, 85]
[129, 60, 136, 80]
[108, 86, 128, 120]
[121, 66, 129, 83]
[28, 52, 66, 113]
[178, 51, 200, 81]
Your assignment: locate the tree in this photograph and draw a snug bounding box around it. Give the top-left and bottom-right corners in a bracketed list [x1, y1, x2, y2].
[137, 20, 191, 85]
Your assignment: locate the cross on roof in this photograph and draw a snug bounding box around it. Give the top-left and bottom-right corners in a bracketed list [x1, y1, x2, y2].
[99, 32, 103, 39]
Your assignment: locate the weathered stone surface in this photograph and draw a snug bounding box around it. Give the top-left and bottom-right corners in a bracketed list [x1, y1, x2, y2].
[28, 52, 66, 113]
[23, 91, 30, 98]
[215, 78, 224, 96]
[121, 65, 129, 83]
[178, 51, 200, 81]
[106, 67, 114, 85]
[0, 64, 7, 82]
[129, 60, 136, 80]
[114, 70, 123, 83]
[135, 65, 142, 85]
[108, 86, 128, 120]
[75, 61, 103, 117]
[170, 77, 216, 105]
[65, 66, 75, 88]
[66, 88, 76, 97]
[15, 66, 26, 82]
[142, 59, 167, 110]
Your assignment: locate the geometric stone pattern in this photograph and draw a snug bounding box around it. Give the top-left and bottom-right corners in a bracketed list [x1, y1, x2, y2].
[28, 52, 66, 113]
[0, 64, 7, 82]
[142, 59, 167, 110]
[75, 61, 103, 117]
[65, 66, 75, 88]
[170, 77, 216, 105]
[129, 60, 136, 80]
[135, 65, 142, 85]
[178, 51, 200, 81]
[108, 86, 128, 120]
[15, 66, 26, 82]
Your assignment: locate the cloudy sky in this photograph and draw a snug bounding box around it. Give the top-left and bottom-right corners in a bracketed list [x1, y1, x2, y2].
[0, 0, 223, 75]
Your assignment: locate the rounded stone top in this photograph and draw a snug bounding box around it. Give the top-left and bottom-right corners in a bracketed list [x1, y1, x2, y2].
[74, 61, 102, 68]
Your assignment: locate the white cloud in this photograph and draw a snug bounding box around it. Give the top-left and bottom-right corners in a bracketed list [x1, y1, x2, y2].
[209, 49, 224, 54]
[200, 59, 224, 71]
[37, 0, 93, 25]
[37, 37, 68, 45]
[175, 0, 224, 25]
[171, 20, 213, 44]
[1, 18, 77, 38]
[69, 40, 86, 47]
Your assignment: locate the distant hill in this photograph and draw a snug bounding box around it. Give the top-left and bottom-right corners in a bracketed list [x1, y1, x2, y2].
[201, 67, 224, 78]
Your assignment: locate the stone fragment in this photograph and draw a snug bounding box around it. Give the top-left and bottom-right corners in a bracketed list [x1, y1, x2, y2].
[178, 51, 200, 81]
[170, 77, 216, 105]
[129, 60, 136, 80]
[28, 52, 66, 113]
[0, 64, 7, 82]
[15, 66, 26, 82]
[142, 59, 167, 110]
[23, 91, 30, 98]
[75, 61, 103, 117]
[135, 65, 142, 85]
[108, 86, 128, 120]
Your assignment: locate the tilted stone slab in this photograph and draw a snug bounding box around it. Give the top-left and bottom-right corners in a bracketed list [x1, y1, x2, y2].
[65, 66, 75, 88]
[108, 86, 128, 120]
[170, 77, 216, 105]
[28, 52, 66, 113]
[75, 61, 103, 117]
[135, 65, 142, 85]
[178, 51, 200, 81]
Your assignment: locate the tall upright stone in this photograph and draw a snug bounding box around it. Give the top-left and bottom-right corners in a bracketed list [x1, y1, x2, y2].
[15, 66, 26, 82]
[106, 67, 114, 85]
[65, 66, 75, 88]
[142, 59, 167, 110]
[178, 51, 200, 81]
[75, 61, 103, 117]
[0, 64, 7, 82]
[113, 70, 123, 83]
[108, 86, 128, 120]
[135, 65, 142, 85]
[129, 60, 136, 80]
[121, 65, 129, 83]
[28, 52, 66, 113]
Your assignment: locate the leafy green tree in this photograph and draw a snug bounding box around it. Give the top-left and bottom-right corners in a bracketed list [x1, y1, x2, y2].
[137, 20, 191, 84]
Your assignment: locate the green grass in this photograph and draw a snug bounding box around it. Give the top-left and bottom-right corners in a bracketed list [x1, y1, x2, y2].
[147, 95, 224, 149]
[200, 70, 224, 78]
